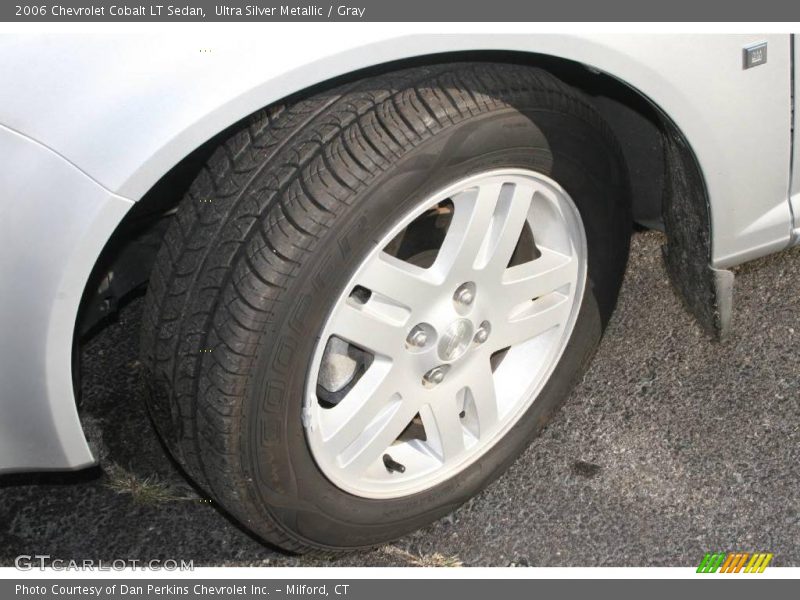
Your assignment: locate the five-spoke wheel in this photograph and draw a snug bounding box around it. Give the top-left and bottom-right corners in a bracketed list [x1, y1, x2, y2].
[306, 170, 586, 498]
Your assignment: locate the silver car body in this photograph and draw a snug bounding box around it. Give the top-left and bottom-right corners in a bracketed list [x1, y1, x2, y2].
[0, 30, 797, 472]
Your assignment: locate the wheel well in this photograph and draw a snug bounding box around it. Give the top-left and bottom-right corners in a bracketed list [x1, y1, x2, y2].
[74, 51, 711, 367]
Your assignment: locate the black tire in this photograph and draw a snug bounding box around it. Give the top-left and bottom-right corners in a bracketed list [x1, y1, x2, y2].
[140, 63, 630, 553]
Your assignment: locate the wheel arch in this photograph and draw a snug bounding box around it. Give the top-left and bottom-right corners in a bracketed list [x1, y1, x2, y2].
[76, 47, 722, 400]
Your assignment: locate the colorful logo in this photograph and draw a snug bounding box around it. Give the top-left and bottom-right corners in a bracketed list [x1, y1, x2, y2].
[697, 552, 773, 573]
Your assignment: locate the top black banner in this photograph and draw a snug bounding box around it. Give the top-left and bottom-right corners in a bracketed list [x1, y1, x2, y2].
[4, 0, 800, 22]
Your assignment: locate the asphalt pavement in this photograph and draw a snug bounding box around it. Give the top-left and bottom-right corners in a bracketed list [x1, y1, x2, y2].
[1, 231, 798, 567]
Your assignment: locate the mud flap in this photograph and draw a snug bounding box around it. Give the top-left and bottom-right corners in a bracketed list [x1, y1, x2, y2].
[661, 124, 734, 340]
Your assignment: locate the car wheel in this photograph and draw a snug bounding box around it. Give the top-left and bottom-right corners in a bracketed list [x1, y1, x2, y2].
[140, 62, 630, 552]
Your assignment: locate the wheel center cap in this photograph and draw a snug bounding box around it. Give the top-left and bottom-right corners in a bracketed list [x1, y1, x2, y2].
[437, 318, 474, 362]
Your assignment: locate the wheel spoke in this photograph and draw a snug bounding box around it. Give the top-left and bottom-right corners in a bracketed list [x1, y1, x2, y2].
[337, 399, 419, 477]
[501, 247, 577, 307]
[434, 182, 502, 277]
[465, 360, 499, 435]
[356, 251, 440, 309]
[327, 300, 405, 357]
[434, 181, 535, 278]
[421, 395, 466, 462]
[319, 360, 399, 453]
[476, 183, 535, 274]
[493, 293, 572, 349]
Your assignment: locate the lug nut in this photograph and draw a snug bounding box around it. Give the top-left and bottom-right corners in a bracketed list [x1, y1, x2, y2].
[422, 365, 449, 387]
[474, 321, 491, 344]
[454, 282, 476, 306]
[456, 289, 473, 304]
[406, 325, 429, 348]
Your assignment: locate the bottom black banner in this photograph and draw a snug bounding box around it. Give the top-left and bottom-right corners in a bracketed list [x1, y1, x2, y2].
[3, 579, 795, 600]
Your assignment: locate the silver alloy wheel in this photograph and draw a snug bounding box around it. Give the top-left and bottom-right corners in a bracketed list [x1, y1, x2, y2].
[304, 169, 587, 499]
